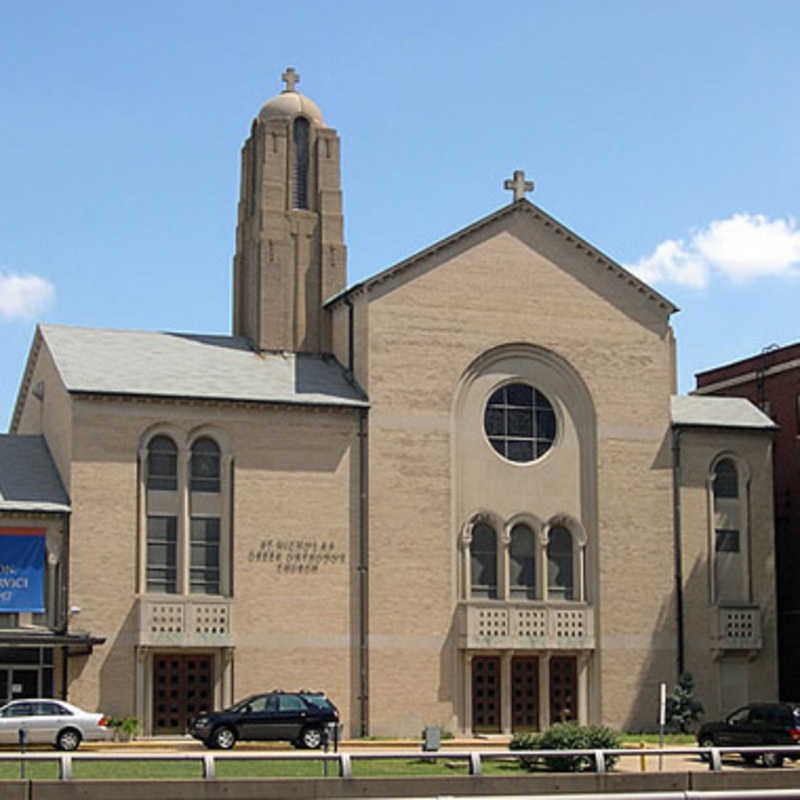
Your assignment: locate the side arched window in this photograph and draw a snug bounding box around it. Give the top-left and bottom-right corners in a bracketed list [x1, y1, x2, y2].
[509, 523, 536, 599]
[470, 523, 498, 599]
[547, 526, 574, 600]
[147, 435, 177, 491]
[712, 457, 746, 603]
[293, 117, 310, 209]
[191, 437, 221, 493]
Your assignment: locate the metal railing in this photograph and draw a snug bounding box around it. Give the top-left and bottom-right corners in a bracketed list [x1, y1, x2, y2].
[0, 746, 796, 781]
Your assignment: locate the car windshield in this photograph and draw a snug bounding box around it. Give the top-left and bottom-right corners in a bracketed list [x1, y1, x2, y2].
[227, 697, 257, 713]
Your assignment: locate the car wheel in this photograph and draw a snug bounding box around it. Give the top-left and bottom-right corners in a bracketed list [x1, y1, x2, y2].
[56, 728, 82, 751]
[300, 726, 323, 749]
[762, 750, 784, 768]
[699, 736, 715, 762]
[212, 726, 236, 750]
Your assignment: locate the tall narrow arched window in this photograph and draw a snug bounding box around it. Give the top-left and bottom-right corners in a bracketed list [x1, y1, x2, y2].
[191, 437, 220, 493]
[147, 435, 177, 491]
[510, 523, 536, 599]
[547, 526, 574, 600]
[470, 523, 498, 599]
[293, 116, 310, 209]
[713, 457, 744, 603]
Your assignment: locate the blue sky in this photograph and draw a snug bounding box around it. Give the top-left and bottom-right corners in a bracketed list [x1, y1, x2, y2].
[2, 1, 799, 429]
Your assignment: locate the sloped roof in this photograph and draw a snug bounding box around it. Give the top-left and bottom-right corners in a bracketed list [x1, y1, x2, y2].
[326, 198, 679, 316]
[35, 325, 367, 408]
[0, 435, 70, 512]
[670, 395, 777, 429]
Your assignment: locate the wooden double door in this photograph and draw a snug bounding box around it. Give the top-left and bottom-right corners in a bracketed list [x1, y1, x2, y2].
[471, 655, 577, 733]
[152, 653, 213, 734]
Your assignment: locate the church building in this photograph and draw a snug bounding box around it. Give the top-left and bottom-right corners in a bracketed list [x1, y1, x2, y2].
[0, 69, 779, 737]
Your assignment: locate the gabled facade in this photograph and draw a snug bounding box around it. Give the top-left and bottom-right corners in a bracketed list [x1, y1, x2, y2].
[4, 70, 779, 735]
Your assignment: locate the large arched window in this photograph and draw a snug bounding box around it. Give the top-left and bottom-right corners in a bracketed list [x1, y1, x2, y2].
[509, 523, 536, 599]
[547, 526, 574, 600]
[470, 523, 498, 599]
[147, 435, 177, 491]
[141, 428, 232, 597]
[293, 117, 310, 209]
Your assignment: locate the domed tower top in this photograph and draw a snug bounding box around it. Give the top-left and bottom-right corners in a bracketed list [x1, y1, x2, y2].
[258, 67, 324, 125]
[232, 68, 346, 354]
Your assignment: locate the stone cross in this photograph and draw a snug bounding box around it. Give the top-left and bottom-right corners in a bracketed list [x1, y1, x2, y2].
[504, 170, 534, 201]
[282, 67, 300, 92]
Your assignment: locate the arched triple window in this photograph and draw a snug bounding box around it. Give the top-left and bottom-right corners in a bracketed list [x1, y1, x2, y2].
[463, 515, 586, 602]
[141, 429, 231, 597]
[711, 455, 749, 604]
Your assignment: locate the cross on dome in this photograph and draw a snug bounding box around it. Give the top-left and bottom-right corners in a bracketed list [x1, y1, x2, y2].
[504, 170, 534, 202]
[281, 67, 300, 93]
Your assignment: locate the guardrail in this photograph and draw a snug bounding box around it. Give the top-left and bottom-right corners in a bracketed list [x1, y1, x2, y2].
[0, 746, 796, 781]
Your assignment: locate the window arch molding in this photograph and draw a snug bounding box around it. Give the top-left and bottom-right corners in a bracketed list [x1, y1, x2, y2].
[706, 452, 752, 605]
[138, 423, 233, 597]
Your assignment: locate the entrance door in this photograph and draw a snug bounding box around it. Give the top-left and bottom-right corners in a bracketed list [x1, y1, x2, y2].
[549, 656, 577, 724]
[471, 656, 501, 732]
[0, 668, 39, 702]
[511, 656, 539, 731]
[152, 654, 213, 734]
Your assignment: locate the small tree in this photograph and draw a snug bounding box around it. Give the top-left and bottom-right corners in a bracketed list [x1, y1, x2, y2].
[665, 672, 704, 732]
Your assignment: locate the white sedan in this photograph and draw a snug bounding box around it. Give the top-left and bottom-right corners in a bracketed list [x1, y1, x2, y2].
[0, 699, 112, 750]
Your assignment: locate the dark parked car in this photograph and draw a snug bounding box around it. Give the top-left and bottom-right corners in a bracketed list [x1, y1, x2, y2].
[697, 702, 800, 767]
[189, 691, 339, 750]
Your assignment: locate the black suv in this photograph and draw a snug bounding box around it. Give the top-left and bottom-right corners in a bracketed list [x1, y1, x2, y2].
[189, 691, 339, 750]
[697, 702, 800, 767]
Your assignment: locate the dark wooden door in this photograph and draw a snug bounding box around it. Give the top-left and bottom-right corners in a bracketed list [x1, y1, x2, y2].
[549, 656, 577, 724]
[152, 654, 213, 734]
[471, 656, 501, 732]
[511, 656, 539, 731]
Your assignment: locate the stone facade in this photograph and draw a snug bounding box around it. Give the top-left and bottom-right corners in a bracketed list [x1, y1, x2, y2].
[3, 71, 779, 737]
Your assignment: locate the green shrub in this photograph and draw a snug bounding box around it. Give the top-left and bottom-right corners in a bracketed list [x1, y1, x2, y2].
[665, 672, 704, 733]
[509, 731, 542, 769]
[511, 723, 621, 772]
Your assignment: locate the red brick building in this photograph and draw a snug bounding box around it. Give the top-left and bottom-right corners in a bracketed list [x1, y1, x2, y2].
[696, 343, 800, 700]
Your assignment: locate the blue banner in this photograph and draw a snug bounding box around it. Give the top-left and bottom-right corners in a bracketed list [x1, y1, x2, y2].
[0, 531, 45, 613]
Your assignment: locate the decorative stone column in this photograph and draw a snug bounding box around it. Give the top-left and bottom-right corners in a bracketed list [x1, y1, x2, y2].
[501, 651, 513, 733]
[463, 653, 473, 734]
[577, 653, 590, 725]
[538, 653, 551, 730]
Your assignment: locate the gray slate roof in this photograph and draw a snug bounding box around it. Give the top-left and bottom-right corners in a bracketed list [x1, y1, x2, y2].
[670, 395, 777, 429]
[0, 435, 70, 512]
[38, 325, 367, 408]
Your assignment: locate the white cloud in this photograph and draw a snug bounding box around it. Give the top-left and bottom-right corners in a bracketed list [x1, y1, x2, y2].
[0, 271, 56, 320]
[626, 213, 800, 289]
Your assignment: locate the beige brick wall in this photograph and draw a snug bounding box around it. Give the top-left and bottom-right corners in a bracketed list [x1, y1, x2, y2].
[63, 397, 361, 730]
[360, 218, 678, 733]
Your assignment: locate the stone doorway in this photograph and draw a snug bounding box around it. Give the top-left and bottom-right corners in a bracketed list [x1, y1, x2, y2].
[152, 653, 213, 734]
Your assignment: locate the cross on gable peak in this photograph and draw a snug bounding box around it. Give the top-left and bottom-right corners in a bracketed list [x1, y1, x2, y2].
[281, 67, 300, 93]
[503, 169, 534, 202]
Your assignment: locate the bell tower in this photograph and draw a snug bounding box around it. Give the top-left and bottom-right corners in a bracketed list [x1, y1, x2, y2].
[232, 68, 347, 352]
